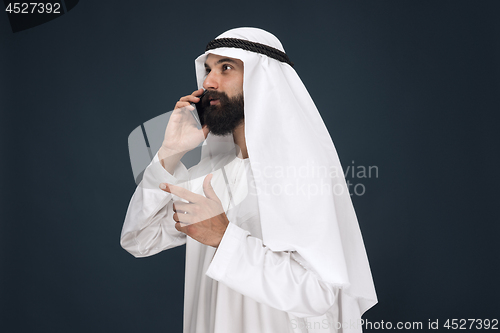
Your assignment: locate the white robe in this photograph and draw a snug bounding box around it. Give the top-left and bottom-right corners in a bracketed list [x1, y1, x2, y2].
[121, 153, 341, 333]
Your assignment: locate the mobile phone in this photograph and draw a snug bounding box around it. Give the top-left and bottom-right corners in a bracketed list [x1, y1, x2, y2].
[193, 89, 208, 126]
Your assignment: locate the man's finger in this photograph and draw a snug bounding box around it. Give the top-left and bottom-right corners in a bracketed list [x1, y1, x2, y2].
[192, 88, 204, 96]
[179, 95, 201, 104]
[172, 201, 192, 214]
[174, 102, 195, 112]
[160, 183, 204, 203]
[175, 222, 189, 233]
[173, 211, 193, 224]
[203, 174, 221, 203]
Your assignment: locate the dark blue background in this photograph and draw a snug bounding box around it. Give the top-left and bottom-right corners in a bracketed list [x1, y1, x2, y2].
[1, 1, 499, 332]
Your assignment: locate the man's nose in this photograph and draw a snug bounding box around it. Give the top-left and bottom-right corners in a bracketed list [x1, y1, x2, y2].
[203, 71, 219, 90]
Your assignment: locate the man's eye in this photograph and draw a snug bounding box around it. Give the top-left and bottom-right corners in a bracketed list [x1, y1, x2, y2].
[222, 64, 232, 71]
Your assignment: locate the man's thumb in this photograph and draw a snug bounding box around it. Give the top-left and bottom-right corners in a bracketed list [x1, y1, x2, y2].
[203, 174, 219, 202]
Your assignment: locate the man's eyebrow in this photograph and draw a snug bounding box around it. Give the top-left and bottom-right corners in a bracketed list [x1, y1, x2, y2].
[204, 58, 240, 69]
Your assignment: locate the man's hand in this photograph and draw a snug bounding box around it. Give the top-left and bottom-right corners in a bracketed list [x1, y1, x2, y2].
[159, 88, 210, 173]
[159, 174, 229, 248]
[162, 88, 209, 155]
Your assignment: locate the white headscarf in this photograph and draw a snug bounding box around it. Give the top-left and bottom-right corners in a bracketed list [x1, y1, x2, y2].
[195, 27, 377, 326]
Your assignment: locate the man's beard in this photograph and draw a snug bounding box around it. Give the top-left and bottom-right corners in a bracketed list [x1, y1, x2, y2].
[198, 90, 244, 136]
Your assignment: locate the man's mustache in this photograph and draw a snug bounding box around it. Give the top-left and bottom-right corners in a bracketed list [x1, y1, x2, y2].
[200, 90, 230, 107]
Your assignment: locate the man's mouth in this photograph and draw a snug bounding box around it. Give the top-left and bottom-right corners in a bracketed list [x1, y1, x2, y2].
[209, 99, 220, 106]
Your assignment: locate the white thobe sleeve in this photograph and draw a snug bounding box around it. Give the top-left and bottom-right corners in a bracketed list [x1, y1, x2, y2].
[121, 153, 188, 257]
[205, 222, 338, 318]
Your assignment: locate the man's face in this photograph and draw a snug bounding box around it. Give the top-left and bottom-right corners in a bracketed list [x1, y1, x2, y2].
[203, 54, 244, 100]
[198, 54, 244, 136]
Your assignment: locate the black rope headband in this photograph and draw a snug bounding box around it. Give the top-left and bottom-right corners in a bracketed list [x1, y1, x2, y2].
[205, 38, 294, 67]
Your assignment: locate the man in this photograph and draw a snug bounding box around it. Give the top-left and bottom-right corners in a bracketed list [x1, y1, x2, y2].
[121, 27, 377, 332]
